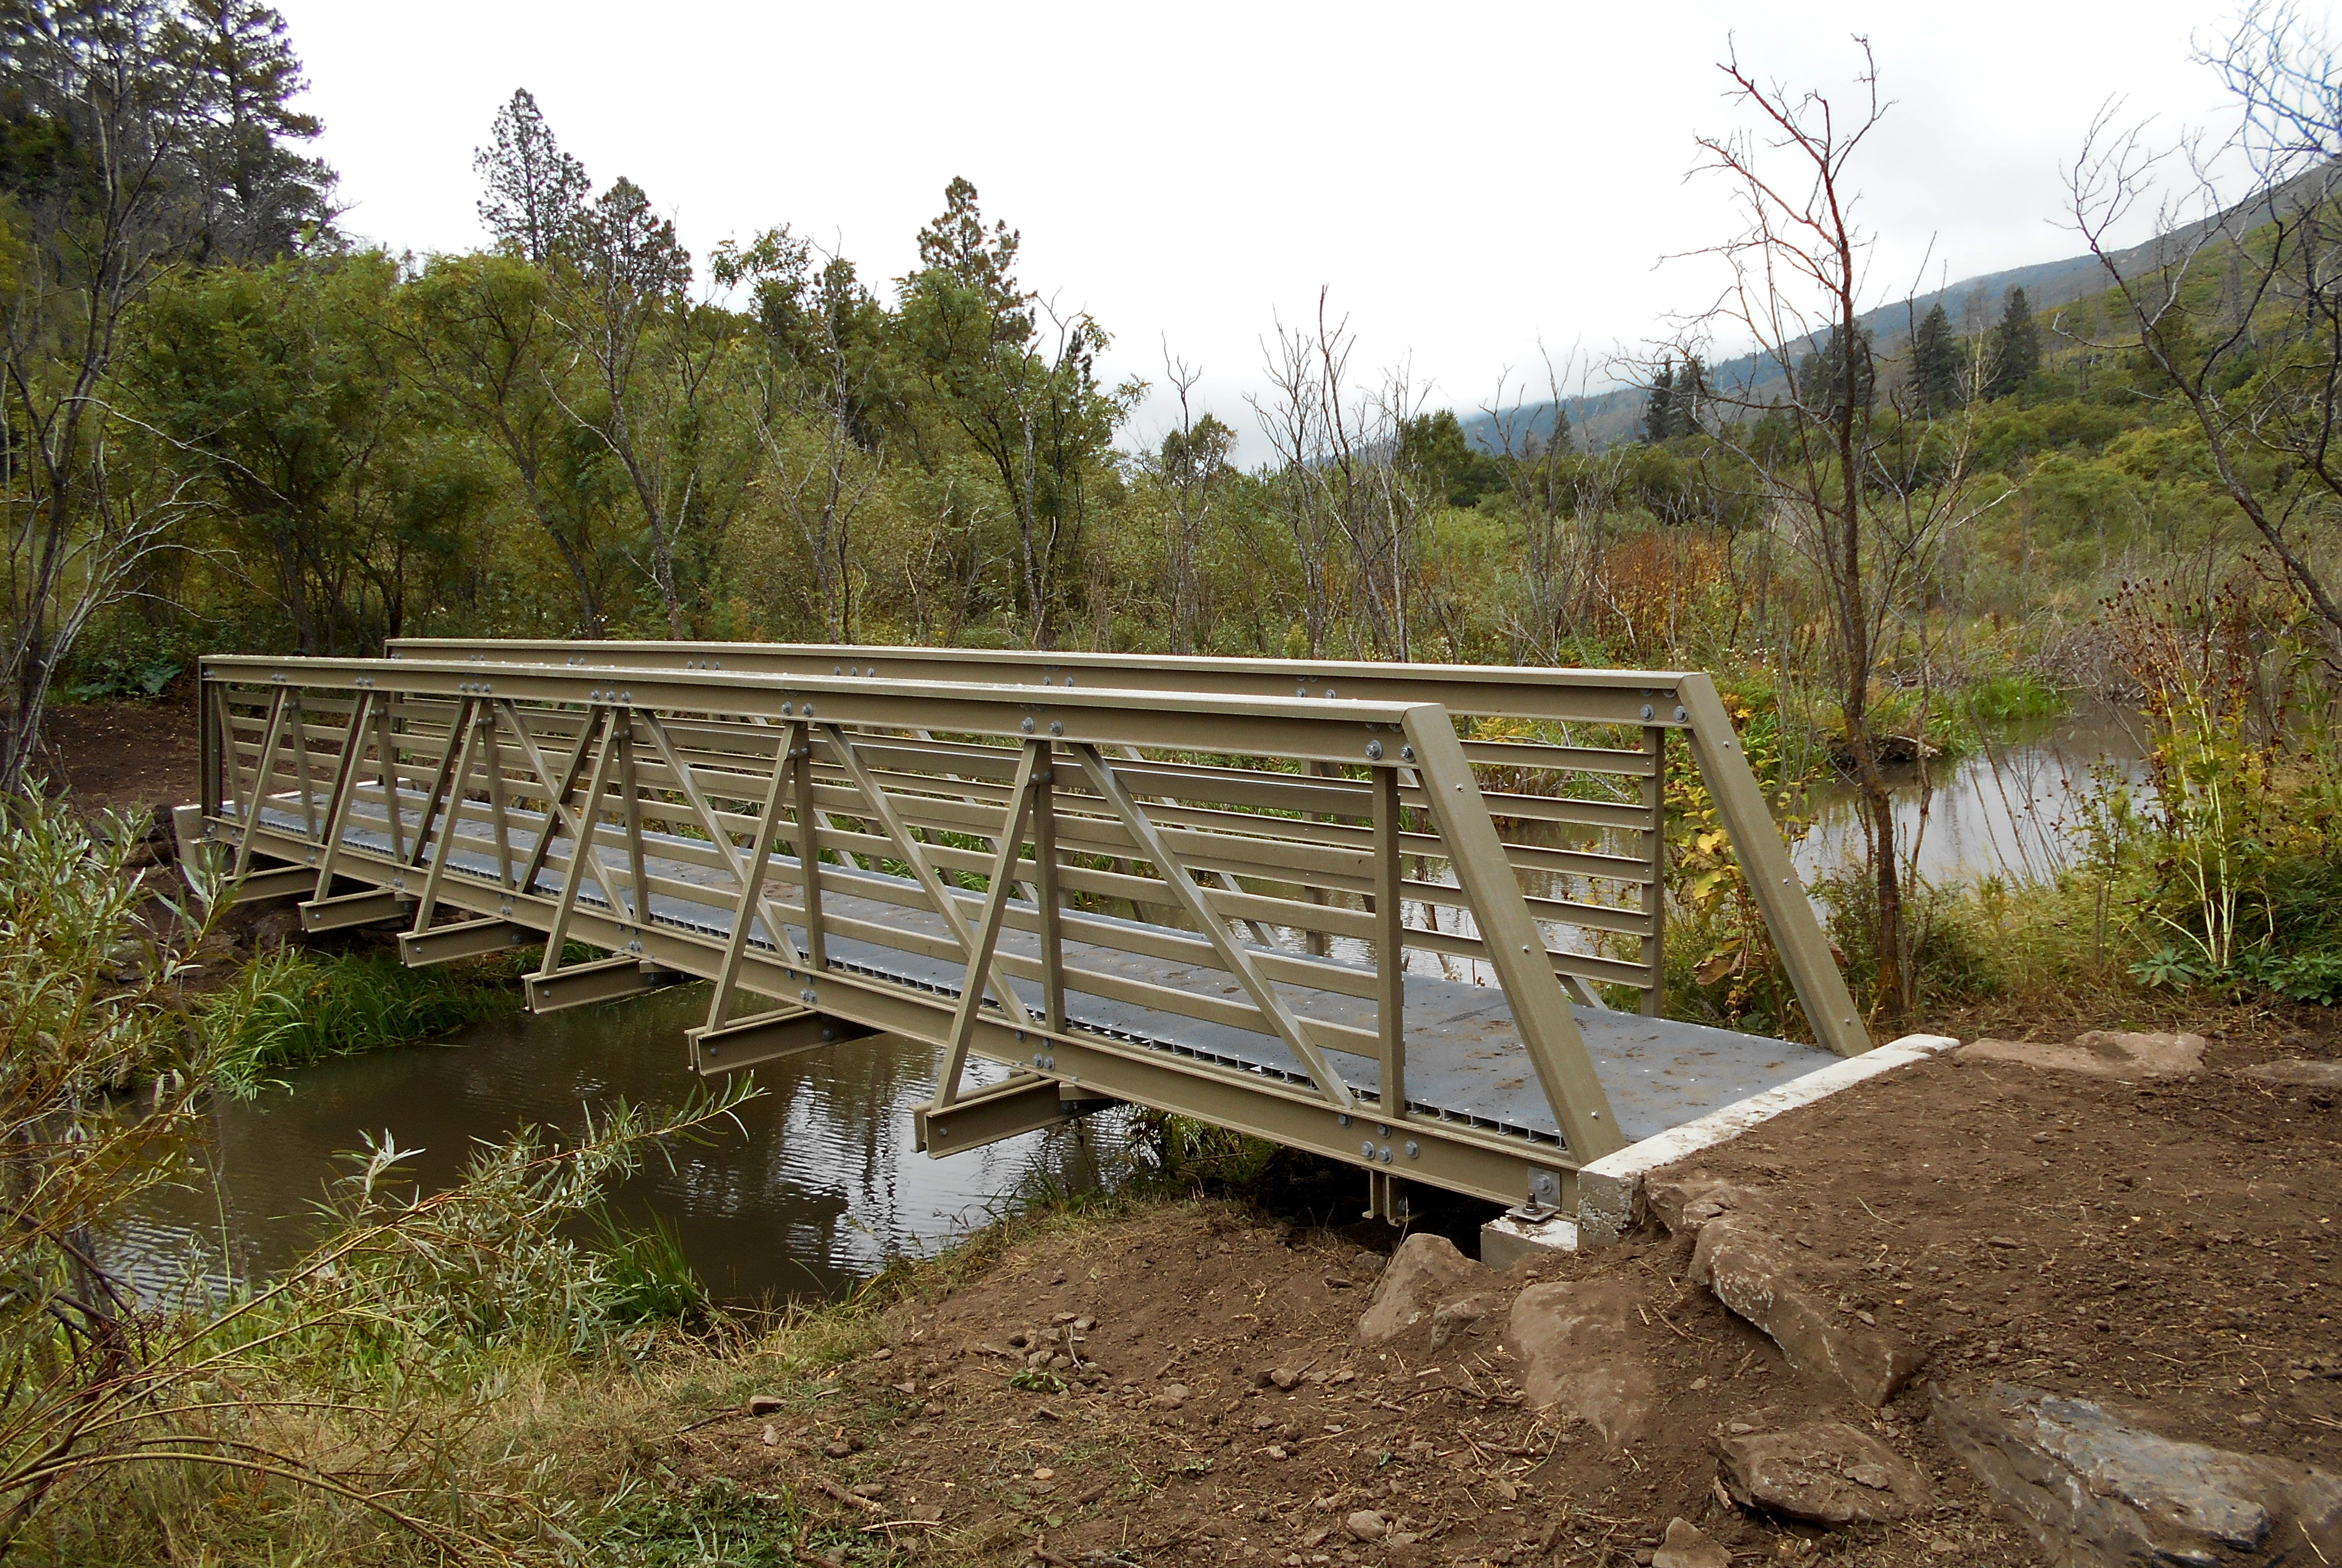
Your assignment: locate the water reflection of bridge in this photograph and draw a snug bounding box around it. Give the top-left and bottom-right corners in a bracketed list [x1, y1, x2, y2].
[183, 643, 1867, 1231]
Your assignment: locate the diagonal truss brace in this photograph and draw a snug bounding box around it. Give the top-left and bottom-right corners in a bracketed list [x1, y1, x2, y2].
[820, 724, 1035, 1031]
[1071, 743, 1357, 1112]
[490, 702, 634, 925]
[1399, 710, 1625, 1158]
[934, 741, 1045, 1109]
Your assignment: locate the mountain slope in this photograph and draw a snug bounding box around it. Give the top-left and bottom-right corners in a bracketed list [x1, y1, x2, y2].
[1465, 167, 2329, 453]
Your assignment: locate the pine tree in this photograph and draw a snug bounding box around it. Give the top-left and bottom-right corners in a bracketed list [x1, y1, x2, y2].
[1670, 355, 1712, 437]
[1643, 361, 1675, 444]
[915, 176, 1029, 340]
[1985, 286, 2040, 400]
[475, 89, 590, 264]
[181, 0, 337, 260]
[1912, 302, 1962, 414]
[1797, 325, 1874, 422]
[1544, 398, 1573, 456]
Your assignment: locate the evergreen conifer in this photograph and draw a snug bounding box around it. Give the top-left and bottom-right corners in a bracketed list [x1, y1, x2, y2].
[1912, 302, 1962, 413]
[1643, 361, 1675, 444]
[1985, 286, 2040, 400]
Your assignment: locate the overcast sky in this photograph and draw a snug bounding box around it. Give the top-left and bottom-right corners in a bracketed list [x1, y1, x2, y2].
[276, 0, 2274, 456]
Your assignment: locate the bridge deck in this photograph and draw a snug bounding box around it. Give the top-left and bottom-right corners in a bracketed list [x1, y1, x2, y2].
[248, 792, 1835, 1149]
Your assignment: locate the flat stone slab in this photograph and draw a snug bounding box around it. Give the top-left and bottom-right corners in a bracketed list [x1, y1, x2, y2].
[1692, 1216, 1923, 1407]
[1717, 1420, 1933, 1523]
[2241, 1058, 2342, 1088]
[1934, 1382, 2342, 1568]
[1962, 1030, 2206, 1079]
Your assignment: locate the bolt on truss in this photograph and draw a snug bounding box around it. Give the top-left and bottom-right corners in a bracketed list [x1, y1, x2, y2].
[191, 647, 1864, 1221]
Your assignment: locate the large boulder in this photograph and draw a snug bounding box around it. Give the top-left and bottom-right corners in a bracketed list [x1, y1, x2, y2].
[1717, 1420, 1933, 1524]
[1356, 1233, 1494, 1346]
[1503, 1279, 1652, 1446]
[1934, 1383, 2342, 1568]
[1691, 1218, 1922, 1407]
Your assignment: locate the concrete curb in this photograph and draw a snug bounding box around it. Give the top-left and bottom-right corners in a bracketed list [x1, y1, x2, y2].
[1575, 1032, 1962, 1245]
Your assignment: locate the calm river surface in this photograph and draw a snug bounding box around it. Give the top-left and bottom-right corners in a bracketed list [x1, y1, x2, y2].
[113, 983, 1118, 1307]
[1794, 704, 2152, 885]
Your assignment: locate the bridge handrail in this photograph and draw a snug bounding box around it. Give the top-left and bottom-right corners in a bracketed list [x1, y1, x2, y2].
[379, 639, 1868, 1058]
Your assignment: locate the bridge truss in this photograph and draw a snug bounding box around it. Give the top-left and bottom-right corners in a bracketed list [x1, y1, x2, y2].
[187, 644, 1867, 1224]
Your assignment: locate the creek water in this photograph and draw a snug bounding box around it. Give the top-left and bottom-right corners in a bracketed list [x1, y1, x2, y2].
[110, 983, 1118, 1308]
[1793, 704, 2153, 886]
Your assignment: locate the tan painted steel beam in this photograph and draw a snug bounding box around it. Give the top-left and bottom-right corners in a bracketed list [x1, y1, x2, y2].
[1400, 710, 1628, 1161]
[1674, 674, 1868, 1056]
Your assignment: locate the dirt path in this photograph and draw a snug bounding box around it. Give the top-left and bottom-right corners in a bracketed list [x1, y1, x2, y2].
[634, 1004, 2340, 1568]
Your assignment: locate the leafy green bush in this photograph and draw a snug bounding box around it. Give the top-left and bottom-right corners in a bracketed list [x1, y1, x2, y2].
[2102, 579, 2342, 1003]
[55, 615, 201, 702]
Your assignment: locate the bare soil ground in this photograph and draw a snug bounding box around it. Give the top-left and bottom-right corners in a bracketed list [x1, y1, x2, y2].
[634, 1002, 2340, 1568]
[37, 696, 201, 818]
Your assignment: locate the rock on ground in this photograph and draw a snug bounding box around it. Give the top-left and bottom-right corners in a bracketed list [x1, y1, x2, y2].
[1961, 1031, 2207, 1079]
[1690, 1217, 1923, 1407]
[1650, 1516, 1730, 1568]
[1502, 1279, 1653, 1446]
[1933, 1382, 2342, 1568]
[1642, 1171, 1761, 1237]
[1716, 1420, 1934, 1524]
[2242, 1058, 2342, 1088]
[1356, 1232, 1493, 1346]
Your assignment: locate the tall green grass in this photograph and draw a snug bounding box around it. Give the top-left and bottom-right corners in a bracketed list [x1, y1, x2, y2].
[202, 946, 516, 1092]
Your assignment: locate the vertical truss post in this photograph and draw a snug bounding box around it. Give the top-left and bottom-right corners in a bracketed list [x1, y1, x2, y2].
[376, 696, 406, 862]
[289, 692, 317, 837]
[933, 741, 1044, 1110]
[784, 720, 828, 971]
[615, 713, 649, 925]
[481, 702, 514, 890]
[1033, 743, 1065, 1033]
[1673, 673, 1869, 1058]
[212, 683, 240, 817]
[1372, 765, 1407, 1119]
[312, 689, 378, 899]
[1641, 724, 1666, 1017]
[199, 677, 224, 820]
